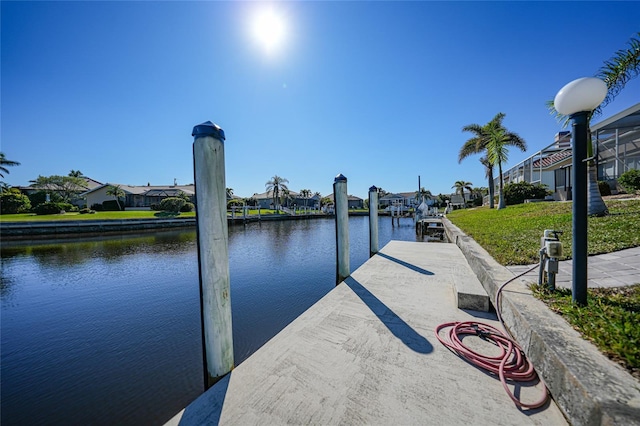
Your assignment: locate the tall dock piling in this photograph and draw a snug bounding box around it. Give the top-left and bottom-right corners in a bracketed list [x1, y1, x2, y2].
[192, 121, 234, 389]
[368, 186, 378, 257]
[334, 174, 350, 285]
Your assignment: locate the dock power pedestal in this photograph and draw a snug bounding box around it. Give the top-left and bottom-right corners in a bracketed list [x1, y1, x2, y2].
[538, 229, 563, 291]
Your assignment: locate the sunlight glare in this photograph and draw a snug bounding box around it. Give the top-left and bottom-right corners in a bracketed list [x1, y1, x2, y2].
[251, 7, 287, 54]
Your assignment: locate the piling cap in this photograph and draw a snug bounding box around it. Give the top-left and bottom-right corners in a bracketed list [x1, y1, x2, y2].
[192, 121, 226, 140]
[334, 174, 347, 182]
[369, 185, 377, 192]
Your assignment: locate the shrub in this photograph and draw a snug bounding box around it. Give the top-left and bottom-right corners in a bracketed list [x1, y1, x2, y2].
[79, 208, 96, 214]
[503, 181, 550, 206]
[59, 202, 74, 212]
[0, 192, 32, 214]
[150, 203, 160, 211]
[598, 181, 612, 196]
[159, 197, 185, 213]
[102, 200, 123, 211]
[180, 202, 195, 212]
[227, 199, 244, 208]
[28, 190, 63, 208]
[618, 169, 640, 194]
[34, 202, 66, 215]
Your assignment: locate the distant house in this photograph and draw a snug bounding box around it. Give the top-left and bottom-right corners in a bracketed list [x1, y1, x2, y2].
[449, 194, 466, 208]
[251, 190, 321, 209]
[496, 102, 640, 202]
[17, 176, 103, 207]
[379, 193, 406, 208]
[82, 183, 195, 209]
[379, 192, 434, 208]
[326, 193, 364, 209]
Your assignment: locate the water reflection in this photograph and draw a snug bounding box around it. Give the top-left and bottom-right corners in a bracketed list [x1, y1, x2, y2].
[1, 231, 198, 268]
[1, 216, 424, 425]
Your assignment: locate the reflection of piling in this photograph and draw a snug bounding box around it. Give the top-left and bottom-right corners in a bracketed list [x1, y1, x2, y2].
[334, 174, 350, 285]
[369, 186, 378, 257]
[192, 121, 234, 390]
[391, 204, 395, 227]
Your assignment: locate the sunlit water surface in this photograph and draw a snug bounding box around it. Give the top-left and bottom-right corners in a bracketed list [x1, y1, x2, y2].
[1, 216, 427, 425]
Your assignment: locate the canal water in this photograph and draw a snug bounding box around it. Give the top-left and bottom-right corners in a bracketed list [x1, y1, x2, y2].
[1, 216, 430, 425]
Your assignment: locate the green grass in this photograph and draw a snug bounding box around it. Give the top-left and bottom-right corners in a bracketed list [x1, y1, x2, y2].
[0, 208, 324, 222]
[447, 199, 640, 379]
[0, 211, 196, 221]
[531, 284, 640, 380]
[447, 199, 640, 265]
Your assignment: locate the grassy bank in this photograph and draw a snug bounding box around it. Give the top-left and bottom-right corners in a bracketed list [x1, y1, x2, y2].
[0, 209, 308, 222]
[0, 211, 196, 222]
[532, 284, 640, 379]
[448, 199, 640, 379]
[447, 199, 640, 265]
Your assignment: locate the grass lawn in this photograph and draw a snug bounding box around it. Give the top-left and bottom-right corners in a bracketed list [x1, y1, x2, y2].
[0, 211, 196, 221]
[447, 199, 640, 265]
[0, 208, 326, 222]
[448, 198, 640, 380]
[532, 284, 640, 380]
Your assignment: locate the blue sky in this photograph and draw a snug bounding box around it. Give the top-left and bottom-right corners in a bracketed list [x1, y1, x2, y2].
[2, 1, 639, 199]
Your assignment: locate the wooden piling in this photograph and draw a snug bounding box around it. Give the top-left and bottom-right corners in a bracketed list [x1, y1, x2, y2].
[192, 121, 234, 389]
[369, 186, 379, 257]
[334, 174, 350, 285]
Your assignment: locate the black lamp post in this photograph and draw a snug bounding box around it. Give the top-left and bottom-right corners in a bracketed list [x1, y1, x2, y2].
[554, 77, 607, 305]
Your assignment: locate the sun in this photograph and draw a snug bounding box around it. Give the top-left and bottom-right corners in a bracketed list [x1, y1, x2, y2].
[251, 7, 287, 54]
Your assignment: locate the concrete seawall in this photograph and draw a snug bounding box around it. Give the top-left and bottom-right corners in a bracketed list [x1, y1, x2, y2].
[0, 212, 346, 240]
[443, 217, 640, 426]
[0, 218, 197, 240]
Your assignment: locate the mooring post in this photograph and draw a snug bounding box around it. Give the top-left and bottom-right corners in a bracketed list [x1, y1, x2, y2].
[192, 121, 234, 390]
[391, 203, 395, 227]
[334, 174, 350, 285]
[369, 186, 379, 257]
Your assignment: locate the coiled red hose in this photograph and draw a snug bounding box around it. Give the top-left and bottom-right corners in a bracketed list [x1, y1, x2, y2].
[434, 264, 549, 409]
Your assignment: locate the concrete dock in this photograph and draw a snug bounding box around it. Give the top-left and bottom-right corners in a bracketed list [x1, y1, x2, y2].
[167, 240, 566, 425]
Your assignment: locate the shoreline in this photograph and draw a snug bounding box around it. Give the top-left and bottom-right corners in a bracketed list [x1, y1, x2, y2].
[0, 212, 374, 241]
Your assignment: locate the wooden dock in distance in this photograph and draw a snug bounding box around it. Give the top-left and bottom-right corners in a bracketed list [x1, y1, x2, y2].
[167, 240, 566, 425]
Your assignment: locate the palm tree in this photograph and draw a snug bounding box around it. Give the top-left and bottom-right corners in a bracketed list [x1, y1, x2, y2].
[265, 175, 289, 211]
[69, 170, 84, 178]
[415, 187, 432, 204]
[460, 113, 526, 209]
[595, 31, 640, 114]
[452, 180, 473, 202]
[106, 184, 125, 211]
[460, 122, 496, 208]
[226, 188, 234, 199]
[313, 191, 322, 210]
[281, 188, 289, 208]
[0, 152, 20, 178]
[485, 120, 527, 209]
[479, 157, 494, 206]
[300, 189, 311, 208]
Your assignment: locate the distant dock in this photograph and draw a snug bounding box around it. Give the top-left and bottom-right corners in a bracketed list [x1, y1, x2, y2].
[167, 240, 566, 425]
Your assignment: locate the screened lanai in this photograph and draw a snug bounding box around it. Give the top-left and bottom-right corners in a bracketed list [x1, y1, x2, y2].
[593, 103, 640, 182]
[491, 103, 640, 203]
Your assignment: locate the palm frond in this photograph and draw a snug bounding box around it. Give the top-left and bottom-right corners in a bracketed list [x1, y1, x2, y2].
[596, 31, 640, 111]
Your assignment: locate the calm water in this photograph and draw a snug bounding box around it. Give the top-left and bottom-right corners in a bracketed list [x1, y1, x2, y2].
[1, 216, 426, 425]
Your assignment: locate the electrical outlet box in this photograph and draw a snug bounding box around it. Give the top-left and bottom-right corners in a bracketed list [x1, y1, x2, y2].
[546, 241, 563, 258]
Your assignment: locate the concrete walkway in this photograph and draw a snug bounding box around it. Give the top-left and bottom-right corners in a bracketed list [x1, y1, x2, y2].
[167, 241, 566, 425]
[507, 246, 640, 288]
